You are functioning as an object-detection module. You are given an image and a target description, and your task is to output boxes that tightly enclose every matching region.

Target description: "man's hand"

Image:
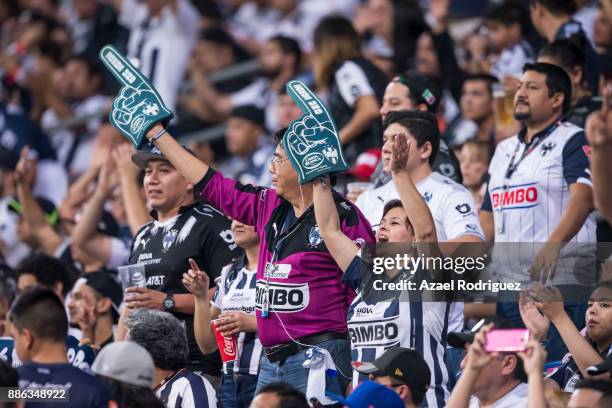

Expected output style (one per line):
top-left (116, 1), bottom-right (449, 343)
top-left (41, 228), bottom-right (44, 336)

top-left (73, 302), bottom-right (97, 333)
top-left (519, 291), bottom-right (550, 342)
top-left (214, 312), bottom-right (252, 336)
top-left (517, 339), bottom-right (547, 377)
top-left (182, 258), bottom-right (210, 299)
top-left (96, 162), bottom-right (118, 198)
top-left (15, 146), bottom-right (37, 188)
top-left (124, 287), bottom-right (166, 310)
top-left (528, 283), bottom-right (566, 324)
top-left (390, 133), bottom-right (412, 174)
top-left (529, 242), bottom-right (562, 282)
top-left (465, 324), bottom-right (498, 372)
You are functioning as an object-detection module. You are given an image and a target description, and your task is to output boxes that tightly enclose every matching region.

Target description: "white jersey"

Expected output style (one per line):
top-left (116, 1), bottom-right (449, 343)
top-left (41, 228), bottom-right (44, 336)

top-left (482, 122), bottom-right (596, 284)
top-left (356, 172), bottom-right (485, 241)
top-left (468, 382), bottom-right (528, 408)
top-left (355, 172), bottom-right (485, 334)
top-left (211, 260), bottom-right (262, 376)
top-left (346, 260), bottom-right (450, 408)
top-left (120, 0), bottom-right (199, 111)
top-left (156, 369), bottom-right (217, 408)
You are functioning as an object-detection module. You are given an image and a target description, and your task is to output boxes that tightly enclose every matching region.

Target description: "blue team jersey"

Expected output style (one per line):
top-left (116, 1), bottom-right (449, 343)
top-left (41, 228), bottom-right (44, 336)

top-left (17, 362), bottom-right (112, 408)
top-left (0, 335), bottom-right (95, 370)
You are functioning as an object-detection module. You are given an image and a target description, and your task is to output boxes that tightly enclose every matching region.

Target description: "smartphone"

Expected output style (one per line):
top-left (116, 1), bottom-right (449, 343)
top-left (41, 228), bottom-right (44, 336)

top-left (484, 329), bottom-right (530, 352)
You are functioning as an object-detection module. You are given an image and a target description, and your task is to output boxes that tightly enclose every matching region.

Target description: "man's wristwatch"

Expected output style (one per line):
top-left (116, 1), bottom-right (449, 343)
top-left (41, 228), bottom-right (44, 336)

top-left (163, 293), bottom-right (175, 312)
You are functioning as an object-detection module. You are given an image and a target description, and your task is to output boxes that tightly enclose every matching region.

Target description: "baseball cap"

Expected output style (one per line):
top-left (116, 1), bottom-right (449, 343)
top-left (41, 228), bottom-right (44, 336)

top-left (347, 148), bottom-right (381, 181)
top-left (229, 105), bottom-right (265, 128)
top-left (77, 271), bottom-right (123, 322)
top-left (352, 347), bottom-right (431, 400)
top-left (8, 196), bottom-right (58, 226)
top-left (327, 380), bottom-right (404, 408)
top-left (587, 354), bottom-right (612, 376)
top-left (447, 317), bottom-right (520, 348)
top-left (92, 341), bottom-right (154, 388)
top-left (393, 72), bottom-right (441, 113)
top-left (131, 143), bottom-right (197, 169)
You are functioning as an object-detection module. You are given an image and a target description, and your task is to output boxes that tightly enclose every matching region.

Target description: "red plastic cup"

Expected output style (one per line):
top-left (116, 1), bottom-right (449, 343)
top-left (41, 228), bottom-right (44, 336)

top-left (212, 319), bottom-right (237, 362)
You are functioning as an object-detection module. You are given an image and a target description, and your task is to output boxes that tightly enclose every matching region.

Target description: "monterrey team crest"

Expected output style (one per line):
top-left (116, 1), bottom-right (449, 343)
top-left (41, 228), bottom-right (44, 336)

top-left (162, 229), bottom-right (178, 252)
top-left (309, 226), bottom-right (323, 247)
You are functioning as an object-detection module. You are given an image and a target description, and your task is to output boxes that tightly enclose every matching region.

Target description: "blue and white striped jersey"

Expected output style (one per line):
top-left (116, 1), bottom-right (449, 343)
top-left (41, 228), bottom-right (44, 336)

top-left (211, 259), bottom-right (262, 376)
top-left (345, 259), bottom-right (450, 408)
top-left (156, 369), bottom-right (217, 408)
top-left (482, 121), bottom-right (596, 283)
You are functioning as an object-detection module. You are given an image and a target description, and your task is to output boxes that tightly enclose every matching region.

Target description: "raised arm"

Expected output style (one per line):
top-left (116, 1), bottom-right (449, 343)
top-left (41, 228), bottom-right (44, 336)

top-left (313, 177), bottom-right (359, 272)
top-left (145, 124), bottom-right (209, 185)
top-left (390, 134), bottom-right (437, 244)
top-left (71, 163), bottom-right (116, 263)
top-left (113, 144), bottom-right (151, 234)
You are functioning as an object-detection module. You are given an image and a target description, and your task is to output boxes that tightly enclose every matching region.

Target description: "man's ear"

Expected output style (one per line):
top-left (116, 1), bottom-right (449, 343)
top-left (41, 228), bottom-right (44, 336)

top-left (23, 328), bottom-right (34, 350)
top-left (420, 141), bottom-right (433, 162)
top-left (96, 298), bottom-right (112, 315)
top-left (398, 384), bottom-right (412, 402)
top-left (501, 354), bottom-right (518, 376)
top-left (552, 91), bottom-right (565, 111)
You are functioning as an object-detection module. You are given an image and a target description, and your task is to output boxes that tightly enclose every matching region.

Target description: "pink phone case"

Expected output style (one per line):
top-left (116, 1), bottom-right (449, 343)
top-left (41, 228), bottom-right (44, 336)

top-left (484, 329), bottom-right (530, 352)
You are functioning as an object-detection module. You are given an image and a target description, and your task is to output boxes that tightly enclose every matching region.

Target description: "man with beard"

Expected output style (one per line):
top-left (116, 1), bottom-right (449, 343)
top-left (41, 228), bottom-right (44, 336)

top-left (187, 35), bottom-right (301, 133)
top-left (481, 63), bottom-right (595, 360)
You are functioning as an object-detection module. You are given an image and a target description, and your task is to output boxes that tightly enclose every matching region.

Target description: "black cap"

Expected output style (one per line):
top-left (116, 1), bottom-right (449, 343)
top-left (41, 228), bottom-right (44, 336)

top-left (229, 105), bottom-right (265, 128)
top-left (8, 196), bottom-right (58, 226)
top-left (447, 317), bottom-right (520, 348)
top-left (78, 271), bottom-right (123, 323)
top-left (587, 354), bottom-right (612, 376)
top-left (393, 72), bottom-right (441, 113)
top-left (352, 347), bottom-right (431, 397)
top-left (131, 143), bottom-right (197, 169)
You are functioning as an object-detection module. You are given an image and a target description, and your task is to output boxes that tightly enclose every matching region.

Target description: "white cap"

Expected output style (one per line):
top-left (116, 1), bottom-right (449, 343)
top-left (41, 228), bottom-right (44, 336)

top-left (92, 341), bottom-right (154, 388)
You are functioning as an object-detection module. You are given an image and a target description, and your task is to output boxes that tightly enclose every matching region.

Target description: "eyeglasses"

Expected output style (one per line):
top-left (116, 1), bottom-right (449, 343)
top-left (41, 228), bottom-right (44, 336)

top-left (270, 156), bottom-right (288, 167)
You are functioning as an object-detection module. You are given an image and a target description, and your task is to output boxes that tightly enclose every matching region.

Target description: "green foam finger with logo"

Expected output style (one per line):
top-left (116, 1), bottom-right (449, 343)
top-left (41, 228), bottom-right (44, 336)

top-left (282, 80), bottom-right (348, 185)
top-left (98, 45), bottom-right (173, 148)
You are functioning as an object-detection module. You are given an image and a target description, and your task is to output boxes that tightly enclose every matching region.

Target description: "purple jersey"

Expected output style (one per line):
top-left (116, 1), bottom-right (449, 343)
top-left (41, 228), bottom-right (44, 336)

top-left (196, 169), bottom-right (375, 347)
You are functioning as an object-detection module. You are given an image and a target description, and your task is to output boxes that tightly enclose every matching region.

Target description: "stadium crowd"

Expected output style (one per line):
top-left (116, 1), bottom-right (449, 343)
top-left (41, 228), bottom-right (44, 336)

top-left (0, 0), bottom-right (612, 407)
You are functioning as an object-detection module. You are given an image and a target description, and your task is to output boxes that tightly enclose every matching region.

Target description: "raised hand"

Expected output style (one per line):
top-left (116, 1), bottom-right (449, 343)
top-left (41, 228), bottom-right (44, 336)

top-left (282, 81), bottom-right (348, 184)
top-left (99, 45), bottom-right (173, 148)
top-left (15, 146), bottom-right (37, 189)
top-left (519, 291), bottom-right (550, 342)
top-left (390, 133), bottom-right (411, 174)
top-left (182, 258), bottom-right (210, 299)
top-left (517, 339), bottom-right (547, 377)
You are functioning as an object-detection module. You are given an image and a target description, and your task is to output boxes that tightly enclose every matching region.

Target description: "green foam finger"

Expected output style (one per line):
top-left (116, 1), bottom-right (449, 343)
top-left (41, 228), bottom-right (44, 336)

top-left (98, 45), bottom-right (174, 149)
top-left (285, 80), bottom-right (336, 133)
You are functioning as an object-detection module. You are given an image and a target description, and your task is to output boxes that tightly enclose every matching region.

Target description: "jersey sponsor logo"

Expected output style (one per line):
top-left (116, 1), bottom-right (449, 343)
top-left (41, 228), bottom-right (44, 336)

top-left (455, 203), bottom-right (471, 214)
top-left (422, 192), bottom-right (433, 203)
top-left (162, 229), bottom-right (178, 252)
top-left (540, 141), bottom-right (556, 156)
top-left (340, 201), bottom-right (352, 211)
top-left (491, 182), bottom-right (538, 210)
top-left (136, 252), bottom-right (161, 265)
top-left (264, 262), bottom-right (291, 279)
top-left (348, 317), bottom-right (400, 348)
top-left (354, 306), bottom-right (375, 316)
top-left (308, 226), bottom-right (323, 247)
top-left (255, 281), bottom-right (310, 313)
top-left (139, 237), bottom-right (149, 250)
top-left (146, 275), bottom-right (165, 286)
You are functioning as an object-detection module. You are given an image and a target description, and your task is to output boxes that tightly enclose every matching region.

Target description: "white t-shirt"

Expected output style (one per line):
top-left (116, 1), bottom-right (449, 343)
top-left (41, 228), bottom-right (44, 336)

top-left (468, 382), bottom-right (528, 408)
top-left (120, 0), bottom-right (199, 111)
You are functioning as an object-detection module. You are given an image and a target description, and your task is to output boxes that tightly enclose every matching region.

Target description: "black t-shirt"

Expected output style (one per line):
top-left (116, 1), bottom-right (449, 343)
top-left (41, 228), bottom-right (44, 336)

top-left (17, 362), bottom-right (113, 408)
top-left (129, 202), bottom-right (241, 375)
top-left (327, 57), bottom-right (388, 165)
